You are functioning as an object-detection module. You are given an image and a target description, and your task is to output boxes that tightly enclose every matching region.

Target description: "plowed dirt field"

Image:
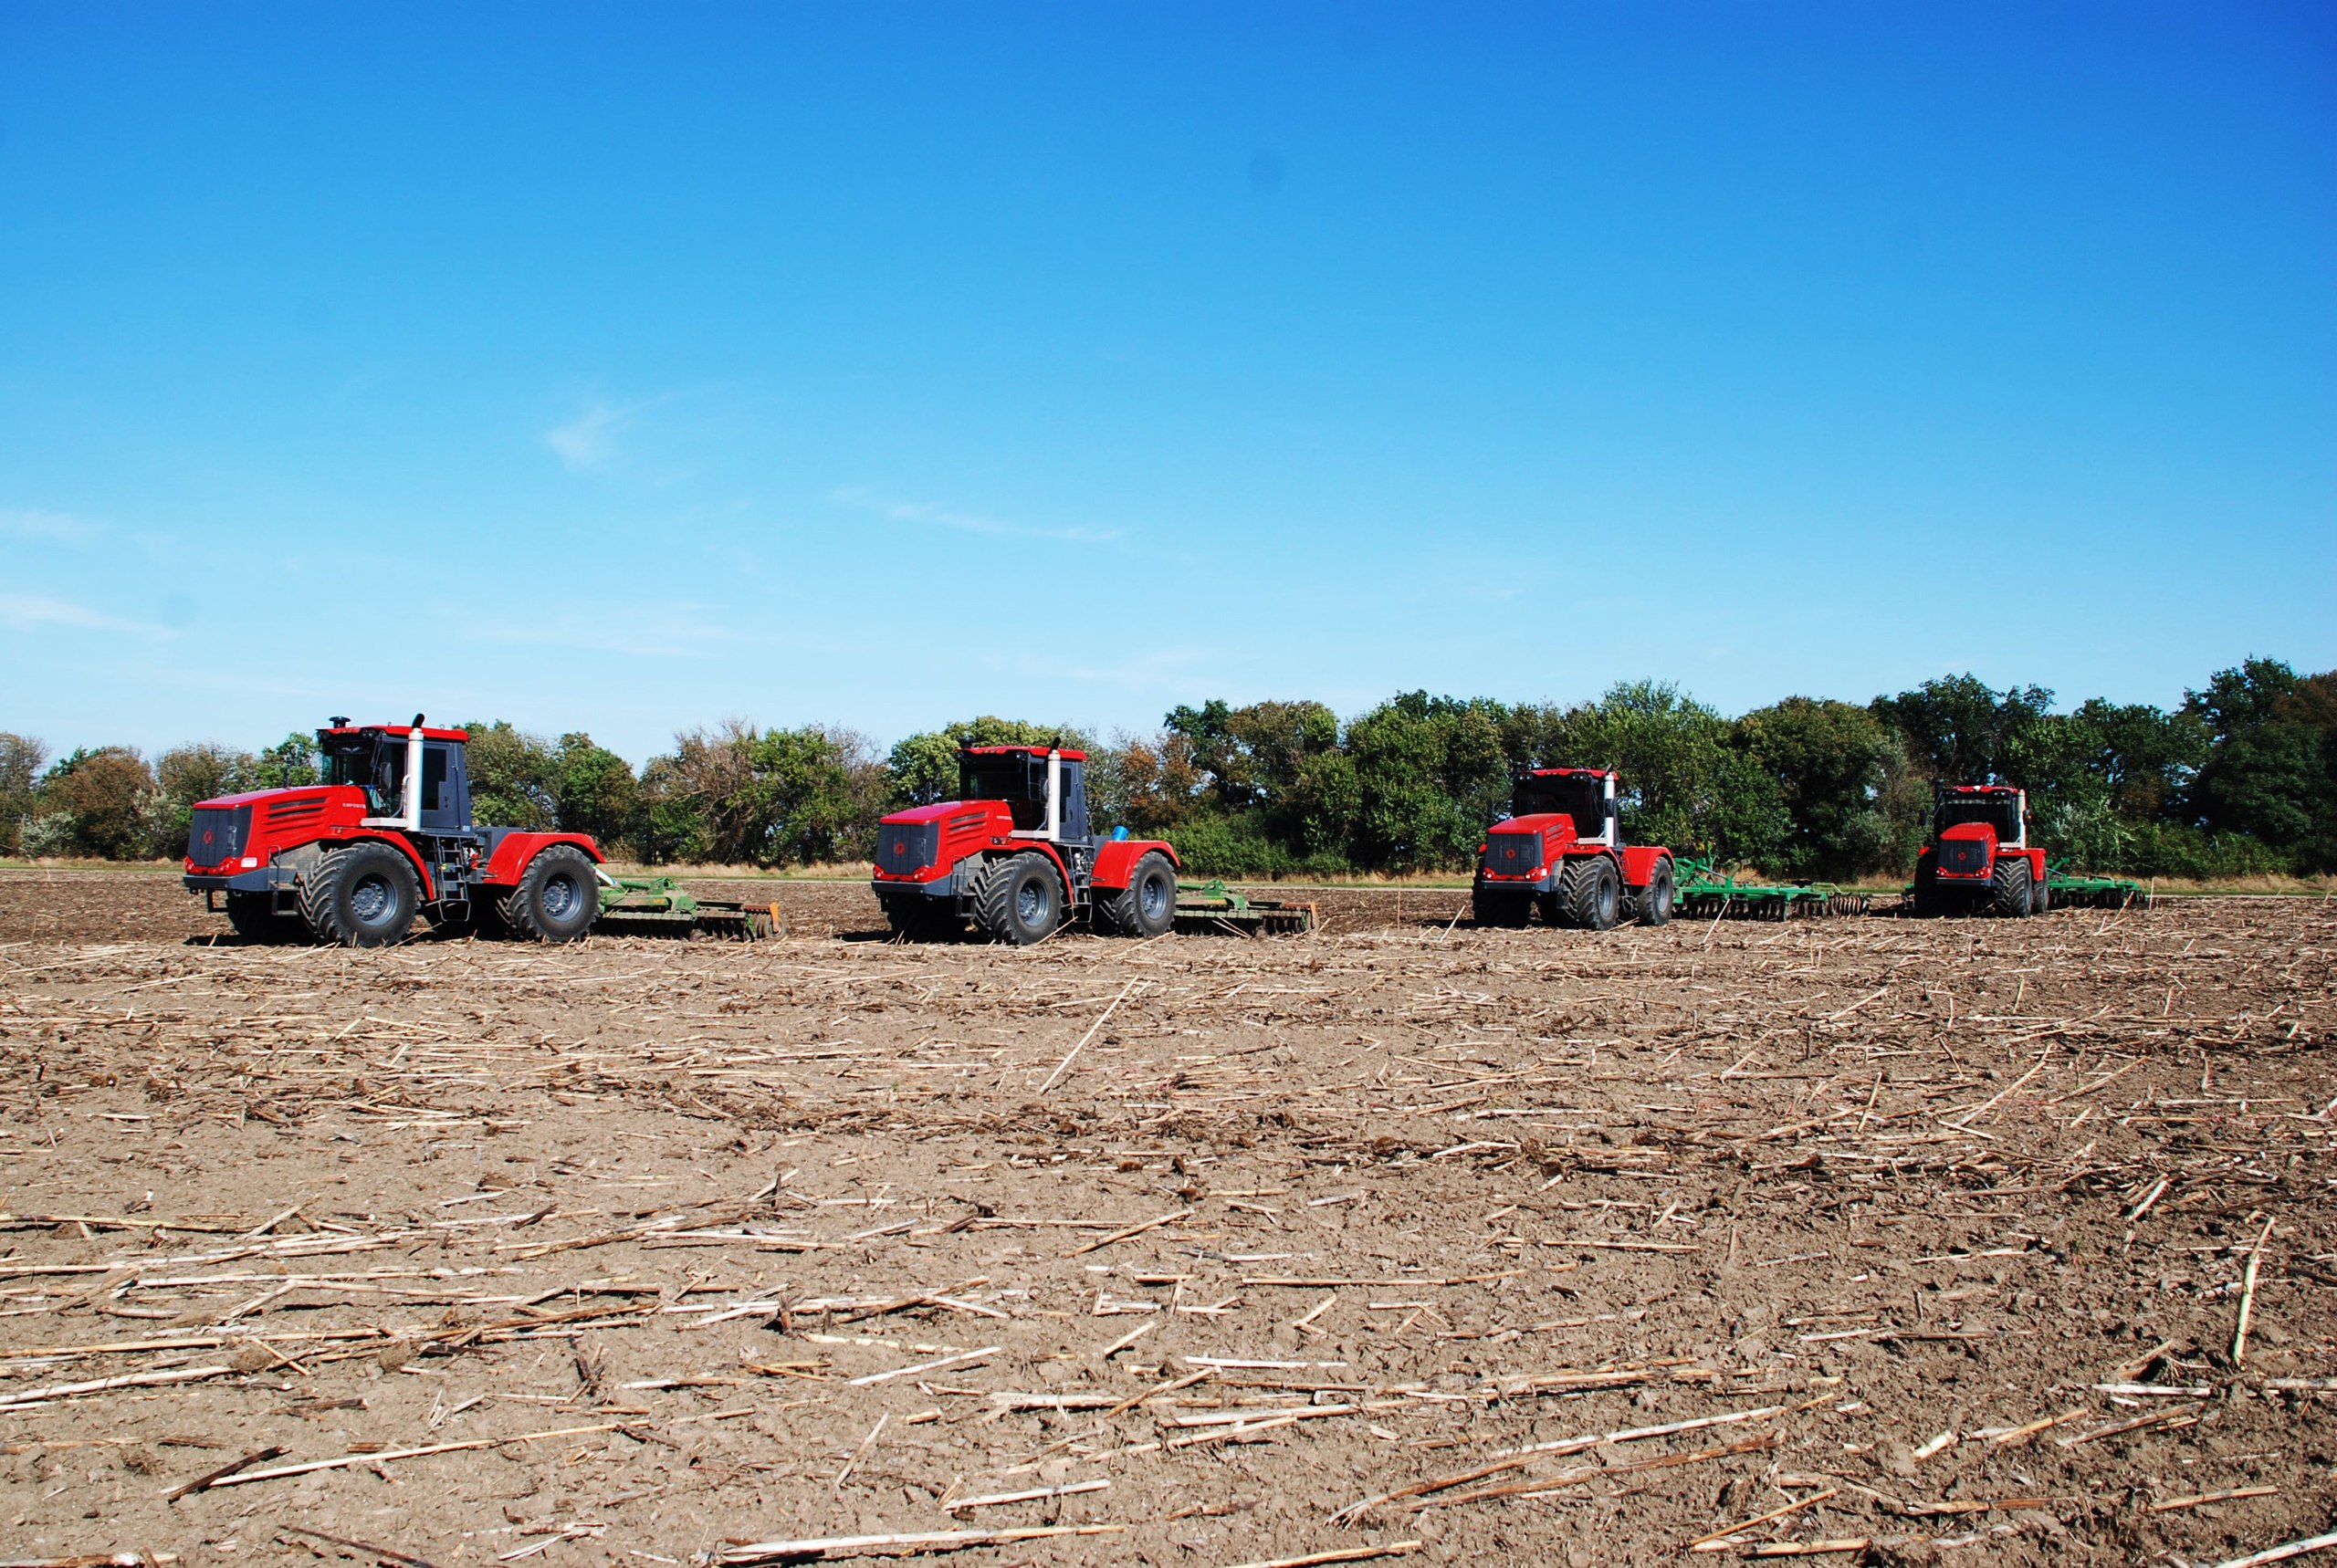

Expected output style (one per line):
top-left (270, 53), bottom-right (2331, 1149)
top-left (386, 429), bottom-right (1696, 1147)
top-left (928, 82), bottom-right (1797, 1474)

top-left (1, 869), bottom-right (2331, 1567)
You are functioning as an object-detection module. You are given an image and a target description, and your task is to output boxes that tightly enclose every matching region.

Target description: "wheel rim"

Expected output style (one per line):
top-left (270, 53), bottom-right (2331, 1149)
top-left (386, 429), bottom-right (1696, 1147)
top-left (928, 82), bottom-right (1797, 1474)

top-left (349, 873), bottom-right (396, 927)
top-left (1016, 879), bottom-right (1045, 925)
top-left (1139, 873), bottom-right (1169, 922)
top-left (542, 873), bottom-right (584, 921)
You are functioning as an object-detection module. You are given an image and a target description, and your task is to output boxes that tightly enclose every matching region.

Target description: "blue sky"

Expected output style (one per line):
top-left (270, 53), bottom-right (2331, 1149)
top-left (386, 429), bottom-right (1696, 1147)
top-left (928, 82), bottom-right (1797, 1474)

top-left (3, 3), bottom-right (2332, 764)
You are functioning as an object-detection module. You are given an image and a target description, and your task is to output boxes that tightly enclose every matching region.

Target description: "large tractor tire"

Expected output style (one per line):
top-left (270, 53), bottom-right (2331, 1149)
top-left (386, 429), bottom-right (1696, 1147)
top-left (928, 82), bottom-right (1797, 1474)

top-left (1637, 857), bottom-right (1675, 926)
top-left (1472, 878), bottom-right (1531, 928)
top-left (2031, 873), bottom-right (2049, 915)
top-left (302, 843), bottom-right (421, 948)
top-left (1559, 856), bottom-right (1621, 932)
top-left (498, 845), bottom-right (601, 943)
top-left (1097, 852), bottom-right (1178, 937)
top-left (225, 891), bottom-right (298, 945)
top-left (972, 852), bottom-right (1063, 946)
top-left (1989, 856), bottom-right (2033, 919)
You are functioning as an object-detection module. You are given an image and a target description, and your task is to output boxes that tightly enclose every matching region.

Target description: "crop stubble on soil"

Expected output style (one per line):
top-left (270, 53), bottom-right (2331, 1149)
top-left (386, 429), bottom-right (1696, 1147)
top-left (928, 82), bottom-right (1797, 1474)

top-left (0, 869), bottom-right (2332, 1566)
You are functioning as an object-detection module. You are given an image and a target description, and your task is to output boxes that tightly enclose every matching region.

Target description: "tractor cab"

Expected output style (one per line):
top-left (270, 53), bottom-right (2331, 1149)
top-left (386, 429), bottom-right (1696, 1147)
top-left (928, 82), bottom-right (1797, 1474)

top-left (1507, 768), bottom-right (1617, 847)
top-left (1932, 784), bottom-right (2026, 852)
top-left (317, 718), bottom-right (474, 832)
top-left (958, 745), bottom-right (1092, 844)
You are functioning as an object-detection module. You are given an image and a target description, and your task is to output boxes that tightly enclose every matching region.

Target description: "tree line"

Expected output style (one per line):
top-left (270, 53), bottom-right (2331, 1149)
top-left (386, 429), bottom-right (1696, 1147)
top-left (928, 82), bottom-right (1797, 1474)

top-left (4, 656), bottom-right (2331, 880)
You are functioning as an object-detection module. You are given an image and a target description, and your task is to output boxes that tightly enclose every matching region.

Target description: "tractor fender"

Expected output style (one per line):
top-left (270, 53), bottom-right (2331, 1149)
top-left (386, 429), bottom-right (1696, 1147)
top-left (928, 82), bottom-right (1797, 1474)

top-left (1619, 845), bottom-right (1671, 889)
top-left (479, 831), bottom-right (605, 887)
top-left (1091, 839), bottom-right (1179, 891)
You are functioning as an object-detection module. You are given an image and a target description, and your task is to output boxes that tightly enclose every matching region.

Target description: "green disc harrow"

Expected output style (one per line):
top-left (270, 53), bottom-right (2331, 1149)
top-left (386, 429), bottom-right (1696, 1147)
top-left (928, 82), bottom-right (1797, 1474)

top-left (2045, 862), bottom-right (2149, 910)
top-left (1173, 880), bottom-right (1317, 936)
top-left (1673, 857), bottom-right (1871, 921)
top-left (594, 874), bottom-right (777, 939)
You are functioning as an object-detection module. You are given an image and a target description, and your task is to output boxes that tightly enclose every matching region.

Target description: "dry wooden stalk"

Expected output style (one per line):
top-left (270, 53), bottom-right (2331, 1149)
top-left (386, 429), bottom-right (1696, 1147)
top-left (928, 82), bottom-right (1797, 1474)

top-left (2206, 1531), bottom-right (2337, 1568)
top-left (278, 1525), bottom-right (442, 1568)
top-left (161, 1443), bottom-right (287, 1500)
top-left (1687, 1489), bottom-right (1838, 1551)
top-left (1214, 1544), bottom-right (1424, 1568)
top-left (2232, 1216), bottom-right (2276, 1366)
top-left (715, 1524), bottom-right (1125, 1563)
top-left (2152, 1485), bottom-right (2279, 1513)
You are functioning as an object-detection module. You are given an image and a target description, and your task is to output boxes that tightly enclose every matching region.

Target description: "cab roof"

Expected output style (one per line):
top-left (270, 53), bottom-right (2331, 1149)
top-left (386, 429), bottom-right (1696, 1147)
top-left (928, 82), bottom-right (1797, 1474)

top-left (1520, 767), bottom-right (1613, 779)
top-left (961, 744), bottom-right (1088, 762)
top-left (322, 724), bottom-right (471, 743)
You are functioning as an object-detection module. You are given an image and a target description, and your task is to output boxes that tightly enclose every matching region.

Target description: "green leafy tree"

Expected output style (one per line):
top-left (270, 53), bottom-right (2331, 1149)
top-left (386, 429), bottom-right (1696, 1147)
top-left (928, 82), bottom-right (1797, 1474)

top-left (1345, 692), bottom-right (1511, 871)
top-left (637, 754), bottom-right (710, 865)
top-left (1734, 698), bottom-right (1898, 879)
top-left (252, 732), bottom-right (320, 789)
top-left (1091, 729), bottom-right (1204, 837)
top-left (553, 734), bottom-right (640, 855)
top-left (35, 747), bottom-right (156, 859)
top-left (653, 721), bottom-right (884, 866)
top-left (2181, 661), bottom-right (2337, 872)
top-left (460, 720), bottom-right (561, 831)
top-left (0, 732), bottom-right (47, 857)
top-left (1871, 674), bottom-right (2054, 784)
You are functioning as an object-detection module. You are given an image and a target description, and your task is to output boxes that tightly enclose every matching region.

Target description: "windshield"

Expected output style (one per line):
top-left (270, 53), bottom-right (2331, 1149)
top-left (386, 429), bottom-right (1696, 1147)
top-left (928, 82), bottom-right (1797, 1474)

top-left (320, 734), bottom-right (399, 811)
top-left (960, 754), bottom-right (1045, 831)
top-left (1936, 795), bottom-right (2020, 842)
top-left (1513, 774), bottom-right (1606, 835)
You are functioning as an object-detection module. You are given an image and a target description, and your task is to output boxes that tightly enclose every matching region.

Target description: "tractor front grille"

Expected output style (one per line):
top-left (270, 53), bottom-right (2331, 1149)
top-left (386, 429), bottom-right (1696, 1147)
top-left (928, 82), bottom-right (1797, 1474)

top-left (1937, 840), bottom-right (1988, 875)
top-left (1483, 831), bottom-right (1542, 876)
top-left (187, 805), bottom-right (252, 867)
top-left (875, 822), bottom-right (940, 876)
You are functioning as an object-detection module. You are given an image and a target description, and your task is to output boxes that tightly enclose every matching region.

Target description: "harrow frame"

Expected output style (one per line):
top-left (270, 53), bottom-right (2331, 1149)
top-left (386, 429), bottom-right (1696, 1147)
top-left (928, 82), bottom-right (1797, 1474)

top-left (1673, 857), bottom-right (1871, 921)
top-left (593, 874), bottom-right (777, 940)
top-left (1172, 880), bottom-right (1317, 937)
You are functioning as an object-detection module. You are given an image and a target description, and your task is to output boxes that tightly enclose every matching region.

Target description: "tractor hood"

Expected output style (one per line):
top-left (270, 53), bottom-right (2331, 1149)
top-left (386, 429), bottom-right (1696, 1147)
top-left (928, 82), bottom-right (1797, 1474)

top-left (1493, 812), bottom-right (1586, 843)
top-left (879, 800), bottom-right (976, 826)
top-left (1937, 821), bottom-right (1998, 843)
top-left (185, 785), bottom-right (368, 872)
top-left (873, 800), bottom-right (1013, 881)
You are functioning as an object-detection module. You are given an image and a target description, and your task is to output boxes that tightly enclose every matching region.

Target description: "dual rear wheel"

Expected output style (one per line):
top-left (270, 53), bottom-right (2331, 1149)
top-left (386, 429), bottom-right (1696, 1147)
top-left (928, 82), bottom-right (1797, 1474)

top-left (292, 841), bottom-right (600, 947)
top-left (967, 849), bottom-right (1179, 945)
top-left (1483, 855), bottom-right (1672, 931)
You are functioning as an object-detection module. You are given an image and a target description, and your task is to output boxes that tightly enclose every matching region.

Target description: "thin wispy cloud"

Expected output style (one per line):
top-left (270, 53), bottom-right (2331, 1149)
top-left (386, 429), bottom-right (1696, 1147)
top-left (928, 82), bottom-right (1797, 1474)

top-left (0, 591), bottom-right (172, 638)
top-left (0, 508), bottom-right (105, 546)
top-left (546, 402), bottom-right (629, 470)
top-left (828, 486), bottom-right (1122, 544)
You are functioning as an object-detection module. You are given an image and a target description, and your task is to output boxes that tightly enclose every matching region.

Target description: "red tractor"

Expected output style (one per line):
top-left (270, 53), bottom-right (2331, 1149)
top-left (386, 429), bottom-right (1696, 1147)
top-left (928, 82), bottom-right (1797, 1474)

top-left (1472, 768), bottom-right (1675, 930)
top-left (1913, 782), bottom-right (2048, 917)
top-left (871, 743), bottom-right (1179, 945)
top-left (183, 716), bottom-right (608, 947)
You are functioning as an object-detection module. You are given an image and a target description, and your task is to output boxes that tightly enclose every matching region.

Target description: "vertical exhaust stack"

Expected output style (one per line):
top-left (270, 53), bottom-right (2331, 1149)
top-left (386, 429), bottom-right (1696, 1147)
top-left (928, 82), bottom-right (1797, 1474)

top-left (363, 714), bottom-right (428, 831)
